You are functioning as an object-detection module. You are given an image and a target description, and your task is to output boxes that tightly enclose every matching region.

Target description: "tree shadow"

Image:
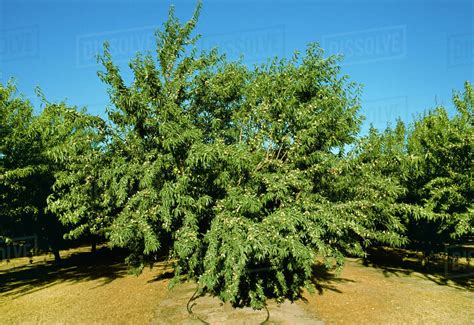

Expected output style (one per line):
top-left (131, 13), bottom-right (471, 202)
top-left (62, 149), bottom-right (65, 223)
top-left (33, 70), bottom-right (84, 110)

top-left (0, 247), bottom-right (129, 299)
top-left (362, 246), bottom-right (473, 291)
top-left (146, 266), bottom-right (173, 284)
top-left (309, 263), bottom-right (355, 295)
top-left (148, 270), bottom-right (174, 283)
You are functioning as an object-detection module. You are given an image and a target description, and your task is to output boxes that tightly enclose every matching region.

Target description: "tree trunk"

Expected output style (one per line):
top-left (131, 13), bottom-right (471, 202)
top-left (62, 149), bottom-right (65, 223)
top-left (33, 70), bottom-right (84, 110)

top-left (53, 249), bottom-right (61, 262)
top-left (91, 240), bottom-right (97, 253)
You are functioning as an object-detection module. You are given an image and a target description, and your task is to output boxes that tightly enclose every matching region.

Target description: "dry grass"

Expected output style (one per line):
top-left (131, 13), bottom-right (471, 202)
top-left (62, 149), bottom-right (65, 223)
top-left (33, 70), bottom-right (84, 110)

top-left (303, 257), bottom-right (473, 324)
top-left (0, 246), bottom-right (172, 324)
top-left (0, 246), bottom-right (472, 324)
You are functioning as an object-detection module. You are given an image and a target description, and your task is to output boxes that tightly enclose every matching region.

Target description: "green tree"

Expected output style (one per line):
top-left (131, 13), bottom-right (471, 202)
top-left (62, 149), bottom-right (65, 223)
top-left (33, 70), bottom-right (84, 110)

top-left (320, 121), bottom-right (410, 257)
top-left (1, 82), bottom-right (36, 240)
top-left (84, 3), bottom-right (408, 308)
top-left (0, 82), bottom-right (67, 260)
top-left (354, 82), bottom-right (473, 256)
top-left (405, 82), bottom-right (473, 248)
top-left (44, 102), bottom-right (108, 252)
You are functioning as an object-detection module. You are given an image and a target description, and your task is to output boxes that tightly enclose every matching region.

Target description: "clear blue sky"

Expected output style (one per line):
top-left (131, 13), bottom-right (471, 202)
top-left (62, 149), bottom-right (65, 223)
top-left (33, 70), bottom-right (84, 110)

top-left (1, 0), bottom-right (472, 133)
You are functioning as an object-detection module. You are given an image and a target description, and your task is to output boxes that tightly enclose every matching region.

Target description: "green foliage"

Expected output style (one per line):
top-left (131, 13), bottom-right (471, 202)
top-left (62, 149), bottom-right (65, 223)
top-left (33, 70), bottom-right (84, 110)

top-left (1, 2), bottom-right (471, 310)
top-left (1, 81), bottom-right (36, 239)
top-left (405, 82), bottom-right (473, 244)
top-left (0, 82), bottom-right (66, 255)
top-left (354, 82), bottom-right (473, 252)
top-left (90, 3), bottom-right (408, 308)
top-left (45, 104), bottom-right (108, 242)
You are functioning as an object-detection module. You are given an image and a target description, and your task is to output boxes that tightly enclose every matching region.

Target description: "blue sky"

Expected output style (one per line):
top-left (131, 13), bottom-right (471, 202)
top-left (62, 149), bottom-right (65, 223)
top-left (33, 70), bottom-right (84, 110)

top-left (1, 0), bottom-right (472, 133)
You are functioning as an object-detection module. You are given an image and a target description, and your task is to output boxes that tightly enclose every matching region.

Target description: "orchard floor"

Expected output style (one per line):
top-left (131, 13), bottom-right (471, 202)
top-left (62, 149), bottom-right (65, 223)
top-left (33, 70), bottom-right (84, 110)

top-left (0, 246), bottom-right (472, 324)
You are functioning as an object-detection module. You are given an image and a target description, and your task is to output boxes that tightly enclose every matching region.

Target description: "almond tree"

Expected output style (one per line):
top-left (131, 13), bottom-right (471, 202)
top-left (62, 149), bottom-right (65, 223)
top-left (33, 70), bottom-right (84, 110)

top-left (354, 83), bottom-right (473, 256)
top-left (44, 102), bottom-right (108, 252)
top-left (89, 3), bottom-right (407, 308)
top-left (405, 82), bottom-right (473, 249)
top-left (0, 83), bottom-right (67, 261)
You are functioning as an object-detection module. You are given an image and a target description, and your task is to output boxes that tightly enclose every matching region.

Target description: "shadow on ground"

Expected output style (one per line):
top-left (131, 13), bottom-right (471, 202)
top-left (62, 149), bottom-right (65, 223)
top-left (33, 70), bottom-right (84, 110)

top-left (362, 246), bottom-right (473, 290)
top-left (310, 263), bottom-right (355, 295)
top-left (152, 281), bottom-right (325, 325)
top-left (0, 247), bottom-right (128, 299)
top-left (151, 263), bottom-right (355, 324)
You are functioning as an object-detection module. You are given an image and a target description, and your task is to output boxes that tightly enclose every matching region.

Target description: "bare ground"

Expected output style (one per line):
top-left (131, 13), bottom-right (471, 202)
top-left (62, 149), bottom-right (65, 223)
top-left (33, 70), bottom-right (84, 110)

top-left (303, 257), bottom-right (473, 324)
top-left (0, 246), bottom-right (472, 324)
top-left (151, 282), bottom-right (321, 324)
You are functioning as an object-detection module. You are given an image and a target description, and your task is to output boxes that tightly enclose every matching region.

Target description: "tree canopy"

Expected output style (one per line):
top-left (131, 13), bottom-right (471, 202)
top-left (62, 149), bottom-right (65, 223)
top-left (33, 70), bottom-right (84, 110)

top-left (404, 82), bottom-right (473, 247)
top-left (74, 4), bottom-right (407, 307)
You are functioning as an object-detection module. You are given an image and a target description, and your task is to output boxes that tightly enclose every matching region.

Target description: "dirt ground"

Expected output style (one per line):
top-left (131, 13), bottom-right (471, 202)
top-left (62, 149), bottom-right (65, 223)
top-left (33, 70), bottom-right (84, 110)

top-left (303, 257), bottom-right (473, 324)
top-left (152, 281), bottom-right (321, 324)
top-left (0, 246), bottom-right (472, 324)
top-left (0, 246), bottom-right (171, 324)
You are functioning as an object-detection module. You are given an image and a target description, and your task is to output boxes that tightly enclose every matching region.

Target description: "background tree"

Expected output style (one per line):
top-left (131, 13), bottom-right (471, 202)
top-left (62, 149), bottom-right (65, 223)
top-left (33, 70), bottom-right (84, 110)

top-left (41, 100), bottom-right (110, 250)
top-left (316, 120), bottom-right (410, 258)
top-left (353, 82), bottom-right (473, 258)
top-left (1, 82), bottom-right (36, 241)
top-left (404, 82), bottom-right (473, 250)
top-left (0, 82), bottom-right (67, 261)
top-left (45, 103), bottom-right (108, 252)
